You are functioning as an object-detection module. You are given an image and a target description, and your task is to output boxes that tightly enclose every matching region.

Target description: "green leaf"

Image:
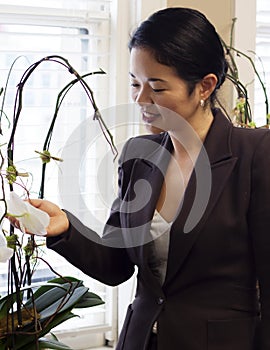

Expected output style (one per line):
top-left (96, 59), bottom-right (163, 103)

top-left (0, 344), bottom-right (6, 350)
top-left (39, 286), bottom-right (88, 320)
top-left (40, 311), bottom-right (77, 335)
top-left (0, 291), bottom-right (23, 319)
top-left (0, 338), bottom-right (7, 350)
top-left (74, 291), bottom-right (104, 308)
top-left (0, 293), bottom-right (16, 318)
top-left (47, 276), bottom-right (82, 285)
top-left (84, 291), bottom-right (103, 300)
top-left (30, 277), bottom-right (82, 300)
top-left (27, 337), bottom-right (72, 350)
top-left (25, 282), bottom-right (81, 312)
top-left (74, 297), bottom-right (104, 308)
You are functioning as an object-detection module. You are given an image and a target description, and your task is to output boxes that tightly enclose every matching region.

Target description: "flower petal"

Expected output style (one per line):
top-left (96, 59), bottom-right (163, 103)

top-left (8, 191), bottom-right (28, 216)
top-left (0, 231), bottom-right (13, 262)
top-left (0, 245), bottom-right (14, 263)
top-left (21, 201), bottom-right (50, 236)
top-left (0, 230), bottom-right (6, 247)
top-left (7, 192), bottom-right (50, 236)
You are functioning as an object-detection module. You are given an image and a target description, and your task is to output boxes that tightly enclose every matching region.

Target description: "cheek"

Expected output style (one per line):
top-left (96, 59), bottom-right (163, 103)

top-left (130, 89), bottom-right (136, 101)
top-left (155, 96), bottom-right (180, 113)
top-left (158, 92), bottom-right (195, 116)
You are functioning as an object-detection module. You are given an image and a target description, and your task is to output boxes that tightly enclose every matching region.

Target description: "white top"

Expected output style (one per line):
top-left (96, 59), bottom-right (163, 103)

top-left (148, 210), bottom-right (173, 285)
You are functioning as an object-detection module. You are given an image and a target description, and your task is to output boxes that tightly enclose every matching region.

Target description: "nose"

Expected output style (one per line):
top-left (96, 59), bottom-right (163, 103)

top-left (134, 86), bottom-right (153, 105)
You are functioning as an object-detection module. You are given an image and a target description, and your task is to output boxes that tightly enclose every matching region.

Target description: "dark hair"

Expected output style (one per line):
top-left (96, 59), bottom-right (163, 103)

top-left (128, 7), bottom-right (228, 106)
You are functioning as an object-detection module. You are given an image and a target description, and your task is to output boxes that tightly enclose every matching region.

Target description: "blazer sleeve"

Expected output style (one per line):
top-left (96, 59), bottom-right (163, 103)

top-left (248, 131), bottom-right (270, 349)
top-left (46, 140), bottom-right (135, 286)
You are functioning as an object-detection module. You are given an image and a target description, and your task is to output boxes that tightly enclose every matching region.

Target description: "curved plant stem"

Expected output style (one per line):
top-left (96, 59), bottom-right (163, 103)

top-left (0, 56), bottom-right (28, 134)
top-left (6, 55), bottom-right (118, 200)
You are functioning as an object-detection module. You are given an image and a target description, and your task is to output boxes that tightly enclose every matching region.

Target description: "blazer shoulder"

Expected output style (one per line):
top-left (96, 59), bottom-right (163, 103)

top-left (230, 126), bottom-right (270, 160)
top-left (231, 125), bottom-right (270, 144)
top-left (119, 132), bottom-right (170, 163)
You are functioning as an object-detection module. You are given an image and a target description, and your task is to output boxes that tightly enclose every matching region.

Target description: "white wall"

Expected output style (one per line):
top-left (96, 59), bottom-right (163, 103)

top-left (233, 0), bottom-right (257, 114)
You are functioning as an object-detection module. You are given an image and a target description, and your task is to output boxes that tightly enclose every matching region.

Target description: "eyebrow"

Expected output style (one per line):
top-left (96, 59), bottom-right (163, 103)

top-left (129, 72), bottom-right (167, 82)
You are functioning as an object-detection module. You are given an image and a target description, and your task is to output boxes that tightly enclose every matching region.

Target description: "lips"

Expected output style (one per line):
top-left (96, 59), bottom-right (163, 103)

top-left (141, 110), bottom-right (160, 123)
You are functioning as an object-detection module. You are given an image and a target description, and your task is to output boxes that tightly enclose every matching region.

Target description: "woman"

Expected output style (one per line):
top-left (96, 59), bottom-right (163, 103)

top-left (28, 8), bottom-right (270, 350)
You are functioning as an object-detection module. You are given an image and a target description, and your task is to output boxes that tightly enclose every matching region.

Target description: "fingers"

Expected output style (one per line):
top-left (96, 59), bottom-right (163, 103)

top-left (28, 199), bottom-right (62, 217)
top-left (7, 215), bottom-right (28, 234)
top-left (8, 215), bottom-right (20, 230)
top-left (28, 199), bottom-right (69, 236)
top-left (8, 198), bottom-right (69, 237)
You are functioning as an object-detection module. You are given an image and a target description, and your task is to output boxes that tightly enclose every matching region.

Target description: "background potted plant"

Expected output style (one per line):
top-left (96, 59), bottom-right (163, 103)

top-left (220, 18), bottom-right (269, 128)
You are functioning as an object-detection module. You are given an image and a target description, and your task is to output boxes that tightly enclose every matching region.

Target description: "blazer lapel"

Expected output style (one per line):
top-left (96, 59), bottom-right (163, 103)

top-left (164, 109), bottom-right (238, 286)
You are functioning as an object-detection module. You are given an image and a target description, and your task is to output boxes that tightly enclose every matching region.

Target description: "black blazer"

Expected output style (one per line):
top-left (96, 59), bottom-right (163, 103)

top-left (47, 109), bottom-right (270, 350)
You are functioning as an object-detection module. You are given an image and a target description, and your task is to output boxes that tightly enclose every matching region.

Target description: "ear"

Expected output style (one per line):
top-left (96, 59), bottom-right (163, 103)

top-left (199, 73), bottom-right (218, 100)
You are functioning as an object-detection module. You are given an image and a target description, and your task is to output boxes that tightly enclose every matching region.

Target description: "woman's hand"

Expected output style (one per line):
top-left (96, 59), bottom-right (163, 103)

top-left (7, 199), bottom-right (69, 237)
top-left (28, 199), bottom-right (69, 237)
top-left (8, 198), bottom-right (69, 237)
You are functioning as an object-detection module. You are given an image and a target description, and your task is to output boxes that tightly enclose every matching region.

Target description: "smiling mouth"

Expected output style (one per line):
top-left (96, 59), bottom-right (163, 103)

top-left (142, 111), bottom-right (160, 123)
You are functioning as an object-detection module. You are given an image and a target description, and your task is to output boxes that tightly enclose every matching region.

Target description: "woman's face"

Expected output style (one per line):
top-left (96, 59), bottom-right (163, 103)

top-left (129, 47), bottom-right (203, 133)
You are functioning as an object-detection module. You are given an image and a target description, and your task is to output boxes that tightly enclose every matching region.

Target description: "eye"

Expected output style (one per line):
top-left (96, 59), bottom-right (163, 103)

top-left (149, 83), bottom-right (167, 92)
top-left (151, 88), bottom-right (166, 93)
top-left (130, 81), bottom-right (140, 88)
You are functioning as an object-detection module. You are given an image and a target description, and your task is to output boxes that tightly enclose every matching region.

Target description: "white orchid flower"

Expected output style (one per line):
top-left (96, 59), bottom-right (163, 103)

top-left (7, 192), bottom-right (50, 236)
top-left (0, 230), bottom-right (14, 263)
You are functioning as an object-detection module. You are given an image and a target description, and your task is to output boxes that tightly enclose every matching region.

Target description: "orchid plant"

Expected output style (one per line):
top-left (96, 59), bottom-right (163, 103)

top-left (0, 56), bottom-right (116, 349)
top-left (220, 18), bottom-right (269, 128)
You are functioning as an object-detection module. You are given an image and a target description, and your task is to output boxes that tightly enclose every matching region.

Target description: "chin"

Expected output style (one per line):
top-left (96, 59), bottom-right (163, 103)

top-left (145, 125), bottom-right (164, 134)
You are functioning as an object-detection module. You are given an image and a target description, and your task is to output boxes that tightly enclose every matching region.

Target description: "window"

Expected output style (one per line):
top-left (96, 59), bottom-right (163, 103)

top-left (0, 1), bottom-right (117, 348)
top-left (255, 0), bottom-right (270, 126)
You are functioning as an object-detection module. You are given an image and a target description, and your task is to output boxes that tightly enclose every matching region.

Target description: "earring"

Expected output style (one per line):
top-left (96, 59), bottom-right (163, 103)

top-left (200, 99), bottom-right (205, 108)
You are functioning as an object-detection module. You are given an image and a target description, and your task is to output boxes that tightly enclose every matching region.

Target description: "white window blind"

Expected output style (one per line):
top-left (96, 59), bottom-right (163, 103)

top-left (0, 1), bottom-right (117, 348)
top-left (255, 0), bottom-right (270, 126)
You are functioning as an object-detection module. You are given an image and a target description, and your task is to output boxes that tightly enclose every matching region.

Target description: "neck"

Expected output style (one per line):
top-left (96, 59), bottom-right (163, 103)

top-left (169, 108), bottom-right (214, 159)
